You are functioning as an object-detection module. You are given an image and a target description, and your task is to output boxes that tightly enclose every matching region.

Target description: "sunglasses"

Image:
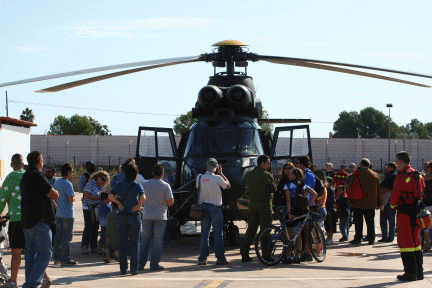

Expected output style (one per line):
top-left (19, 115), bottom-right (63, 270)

top-left (284, 166), bottom-right (293, 170)
top-left (100, 177), bottom-right (107, 183)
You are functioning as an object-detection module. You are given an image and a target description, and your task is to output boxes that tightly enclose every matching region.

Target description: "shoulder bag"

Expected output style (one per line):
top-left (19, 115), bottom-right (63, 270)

top-left (190, 175), bottom-right (203, 220)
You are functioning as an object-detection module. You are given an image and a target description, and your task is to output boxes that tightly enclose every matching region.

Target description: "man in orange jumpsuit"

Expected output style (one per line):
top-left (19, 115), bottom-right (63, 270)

top-left (390, 151), bottom-right (425, 281)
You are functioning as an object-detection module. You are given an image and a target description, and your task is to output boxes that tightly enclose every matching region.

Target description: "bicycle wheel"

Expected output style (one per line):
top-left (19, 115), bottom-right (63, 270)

top-left (308, 222), bottom-right (326, 262)
top-left (255, 225), bottom-right (287, 266)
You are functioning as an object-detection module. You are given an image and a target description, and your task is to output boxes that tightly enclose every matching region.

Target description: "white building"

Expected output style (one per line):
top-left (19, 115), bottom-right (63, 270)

top-left (0, 117), bottom-right (36, 185)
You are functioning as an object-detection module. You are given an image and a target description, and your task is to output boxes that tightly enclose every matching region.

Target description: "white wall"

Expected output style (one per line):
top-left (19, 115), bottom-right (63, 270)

top-left (0, 124), bottom-right (31, 183)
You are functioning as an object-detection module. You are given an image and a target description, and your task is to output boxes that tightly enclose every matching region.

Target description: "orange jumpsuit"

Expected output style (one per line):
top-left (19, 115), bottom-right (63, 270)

top-left (390, 166), bottom-right (425, 252)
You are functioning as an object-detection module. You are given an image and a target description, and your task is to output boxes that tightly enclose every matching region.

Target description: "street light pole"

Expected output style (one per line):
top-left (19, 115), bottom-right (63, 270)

top-left (387, 103), bottom-right (393, 162)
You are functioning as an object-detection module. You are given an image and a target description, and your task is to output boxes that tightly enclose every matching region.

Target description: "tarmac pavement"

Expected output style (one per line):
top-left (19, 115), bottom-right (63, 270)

top-left (3, 198), bottom-right (432, 287)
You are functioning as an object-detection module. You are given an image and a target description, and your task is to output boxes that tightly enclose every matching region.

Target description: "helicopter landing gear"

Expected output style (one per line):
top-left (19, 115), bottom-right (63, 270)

top-left (225, 222), bottom-right (240, 246)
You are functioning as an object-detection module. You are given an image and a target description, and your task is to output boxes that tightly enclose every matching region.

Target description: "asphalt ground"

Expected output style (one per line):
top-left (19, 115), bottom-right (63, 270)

top-left (2, 199), bottom-right (432, 288)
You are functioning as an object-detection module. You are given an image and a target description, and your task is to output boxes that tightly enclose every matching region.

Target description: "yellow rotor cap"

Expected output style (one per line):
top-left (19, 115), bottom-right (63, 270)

top-left (212, 40), bottom-right (249, 47)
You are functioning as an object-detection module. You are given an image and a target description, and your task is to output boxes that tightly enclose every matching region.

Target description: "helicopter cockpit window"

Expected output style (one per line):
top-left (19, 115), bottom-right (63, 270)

top-left (185, 127), bottom-right (263, 156)
top-left (139, 130), bottom-right (156, 157)
top-left (239, 129), bottom-right (264, 156)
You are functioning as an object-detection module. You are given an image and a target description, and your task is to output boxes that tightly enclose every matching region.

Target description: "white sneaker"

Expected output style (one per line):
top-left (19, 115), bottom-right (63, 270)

top-left (325, 238), bottom-right (334, 245)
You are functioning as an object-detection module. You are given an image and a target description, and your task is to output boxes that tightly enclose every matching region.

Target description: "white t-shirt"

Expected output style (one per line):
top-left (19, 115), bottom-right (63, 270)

top-left (135, 174), bottom-right (146, 185)
top-left (196, 171), bottom-right (229, 206)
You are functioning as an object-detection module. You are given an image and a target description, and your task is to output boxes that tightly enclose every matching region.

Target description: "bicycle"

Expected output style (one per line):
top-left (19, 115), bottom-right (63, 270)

top-left (0, 213), bottom-right (10, 284)
top-left (255, 207), bottom-right (326, 266)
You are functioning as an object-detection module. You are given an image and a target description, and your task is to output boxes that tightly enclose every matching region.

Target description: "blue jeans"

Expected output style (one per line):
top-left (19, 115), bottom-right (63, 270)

top-left (23, 222), bottom-right (52, 288)
top-left (339, 218), bottom-right (349, 238)
top-left (53, 217), bottom-right (74, 262)
top-left (82, 209), bottom-right (99, 249)
top-left (198, 203), bottom-right (226, 263)
top-left (139, 220), bottom-right (167, 269)
top-left (118, 214), bottom-right (141, 274)
top-left (380, 203), bottom-right (396, 241)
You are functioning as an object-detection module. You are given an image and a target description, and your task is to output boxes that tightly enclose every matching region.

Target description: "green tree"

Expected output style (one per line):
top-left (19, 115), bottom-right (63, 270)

top-left (20, 108), bottom-right (35, 122)
top-left (48, 114), bottom-right (110, 135)
top-left (259, 109), bottom-right (274, 136)
top-left (173, 111), bottom-right (197, 135)
top-left (333, 111), bottom-right (359, 138)
top-left (406, 119), bottom-right (430, 139)
top-left (333, 107), bottom-right (401, 138)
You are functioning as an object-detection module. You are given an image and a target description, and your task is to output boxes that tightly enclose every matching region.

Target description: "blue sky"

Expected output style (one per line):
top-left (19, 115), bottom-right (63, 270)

top-left (1, 0), bottom-right (431, 137)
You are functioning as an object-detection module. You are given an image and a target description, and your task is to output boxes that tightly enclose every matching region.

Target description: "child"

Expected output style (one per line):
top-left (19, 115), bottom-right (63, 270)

top-left (335, 185), bottom-right (350, 242)
top-left (105, 197), bottom-right (120, 263)
top-left (97, 192), bottom-right (112, 255)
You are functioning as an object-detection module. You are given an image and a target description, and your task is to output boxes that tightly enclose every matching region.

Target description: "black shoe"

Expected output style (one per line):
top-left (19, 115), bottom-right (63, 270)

top-left (339, 237), bottom-right (348, 242)
top-left (349, 239), bottom-right (361, 245)
top-left (216, 260), bottom-right (229, 265)
top-left (131, 271), bottom-right (138, 275)
top-left (362, 236), bottom-right (368, 242)
top-left (302, 254), bottom-right (313, 262)
top-left (368, 240), bottom-right (375, 245)
top-left (397, 274), bottom-right (417, 281)
top-left (281, 257), bottom-right (292, 264)
top-left (241, 256), bottom-right (252, 262)
top-left (377, 238), bottom-right (387, 243)
top-left (386, 239), bottom-right (394, 243)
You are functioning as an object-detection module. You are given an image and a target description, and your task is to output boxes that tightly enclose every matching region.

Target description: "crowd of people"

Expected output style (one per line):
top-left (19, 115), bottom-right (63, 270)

top-left (0, 150), bottom-right (429, 286)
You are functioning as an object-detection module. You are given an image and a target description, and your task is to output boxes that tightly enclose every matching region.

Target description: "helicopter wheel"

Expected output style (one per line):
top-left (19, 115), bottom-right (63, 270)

top-left (227, 223), bottom-right (240, 246)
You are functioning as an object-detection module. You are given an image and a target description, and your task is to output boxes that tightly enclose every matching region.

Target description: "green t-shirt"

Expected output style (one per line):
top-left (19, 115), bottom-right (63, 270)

top-left (0, 168), bottom-right (25, 222)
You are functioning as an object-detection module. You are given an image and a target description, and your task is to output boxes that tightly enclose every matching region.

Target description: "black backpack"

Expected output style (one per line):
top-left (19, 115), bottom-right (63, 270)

top-left (311, 171), bottom-right (325, 197)
top-left (292, 181), bottom-right (309, 211)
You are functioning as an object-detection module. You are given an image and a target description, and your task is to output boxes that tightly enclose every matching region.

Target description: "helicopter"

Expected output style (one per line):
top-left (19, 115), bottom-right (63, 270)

top-left (2, 40), bottom-right (432, 245)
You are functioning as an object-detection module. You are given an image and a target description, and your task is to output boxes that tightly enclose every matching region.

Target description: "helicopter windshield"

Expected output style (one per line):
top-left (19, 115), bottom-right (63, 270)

top-left (184, 123), bottom-right (264, 157)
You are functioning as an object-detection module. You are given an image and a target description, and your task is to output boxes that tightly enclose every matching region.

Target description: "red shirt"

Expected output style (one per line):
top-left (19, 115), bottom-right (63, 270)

top-left (333, 171), bottom-right (349, 188)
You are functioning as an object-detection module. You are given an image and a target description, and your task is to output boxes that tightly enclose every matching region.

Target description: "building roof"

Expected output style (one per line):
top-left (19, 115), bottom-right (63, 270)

top-left (0, 117), bottom-right (37, 128)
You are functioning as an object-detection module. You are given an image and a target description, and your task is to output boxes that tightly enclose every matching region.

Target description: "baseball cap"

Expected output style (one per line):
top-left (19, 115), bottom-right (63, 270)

top-left (207, 158), bottom-right (218, 170)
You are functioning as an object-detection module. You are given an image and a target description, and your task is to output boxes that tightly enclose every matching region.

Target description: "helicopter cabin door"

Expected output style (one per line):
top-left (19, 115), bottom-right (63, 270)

top-left (269, 125), bottom-right (312, 181)
top-left (135, 127), bottom-right (178, 188)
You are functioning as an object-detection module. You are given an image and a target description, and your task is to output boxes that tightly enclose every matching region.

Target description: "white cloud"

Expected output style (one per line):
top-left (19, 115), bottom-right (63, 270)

top-left (362, 50), bottom-right (432, 62)
top-left (16, 47), bottom-right (45, 51)
top-left (72, 17), bottom-right (216, 37)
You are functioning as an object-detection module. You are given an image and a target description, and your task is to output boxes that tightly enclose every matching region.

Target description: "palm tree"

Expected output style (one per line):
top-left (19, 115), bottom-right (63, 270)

top-left (20, 108), bottom-right (35, 122)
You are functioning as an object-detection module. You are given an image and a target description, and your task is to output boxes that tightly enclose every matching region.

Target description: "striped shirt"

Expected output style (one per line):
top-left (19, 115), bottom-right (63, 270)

top-left (82, 179), bottom-right (104, 209)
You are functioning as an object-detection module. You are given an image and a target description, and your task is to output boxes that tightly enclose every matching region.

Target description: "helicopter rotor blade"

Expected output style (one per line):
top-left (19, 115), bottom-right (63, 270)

top-left (256, 55), bottom-right (432, 80)
top-left (261, 59), bottom-right (431, 88)
top-left (0, 56), bottom-right (202, 89)
top-left (35, 58), bottom-right (202, 93)
top-left (259, 118), bottom-right (311, 124)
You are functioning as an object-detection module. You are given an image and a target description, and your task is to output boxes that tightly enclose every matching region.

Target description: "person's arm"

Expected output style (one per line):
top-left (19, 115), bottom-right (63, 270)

top-left (166, 198), bottom-right (174, 206)
top-left (108, 192), bottom-right (124, 211)
top-left (216, 165), bottom-right (231, 189)
top-left (131, 194), bottom-right (146, 212)
top-left (285, 189), bottom-right (293, 218)
top-left (47, 188), bottom-right (59, 200)
top-left (306, 186), bottom-right (318, 207)
top-left (0, 179), bottom-right (11, 214)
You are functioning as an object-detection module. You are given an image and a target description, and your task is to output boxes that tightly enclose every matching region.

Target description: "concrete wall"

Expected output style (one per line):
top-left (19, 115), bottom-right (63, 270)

top-left (30, 135), bottom-right (432, 170)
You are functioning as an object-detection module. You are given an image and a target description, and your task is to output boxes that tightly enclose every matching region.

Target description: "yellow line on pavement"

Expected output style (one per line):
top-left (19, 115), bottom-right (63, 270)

top-left (203, 280), bottom-right (224, 288)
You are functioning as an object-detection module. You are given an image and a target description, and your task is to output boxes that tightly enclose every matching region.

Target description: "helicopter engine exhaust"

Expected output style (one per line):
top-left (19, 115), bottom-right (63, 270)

top-left (226, 84), bottom-right (252, 112)
top-left (198, 85), bottom-right (223, 110)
